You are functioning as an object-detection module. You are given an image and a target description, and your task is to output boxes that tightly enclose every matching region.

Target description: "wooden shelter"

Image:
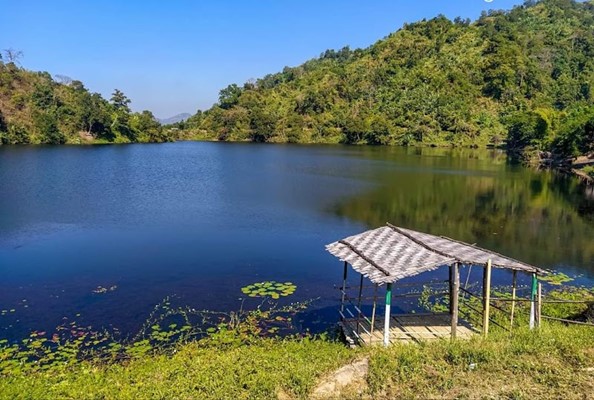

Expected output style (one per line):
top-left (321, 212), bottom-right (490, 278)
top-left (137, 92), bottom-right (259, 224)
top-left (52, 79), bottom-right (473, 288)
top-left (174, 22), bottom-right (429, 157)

top-left (326, 223), bottom-right (548, 346)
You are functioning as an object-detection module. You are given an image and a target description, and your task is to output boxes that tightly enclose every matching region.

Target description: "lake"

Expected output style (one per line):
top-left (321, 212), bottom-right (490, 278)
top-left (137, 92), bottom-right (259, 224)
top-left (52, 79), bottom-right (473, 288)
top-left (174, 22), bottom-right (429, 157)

top-left (1, 142), bottom-right (593, 341)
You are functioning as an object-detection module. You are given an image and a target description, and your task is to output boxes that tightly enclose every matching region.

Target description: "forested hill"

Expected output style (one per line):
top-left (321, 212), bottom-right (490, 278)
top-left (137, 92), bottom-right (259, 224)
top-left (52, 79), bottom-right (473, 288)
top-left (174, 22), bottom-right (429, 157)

top-left (0, 62), bottom-right (168, 144)
top-left (178, 0), bottom-right (594, 158)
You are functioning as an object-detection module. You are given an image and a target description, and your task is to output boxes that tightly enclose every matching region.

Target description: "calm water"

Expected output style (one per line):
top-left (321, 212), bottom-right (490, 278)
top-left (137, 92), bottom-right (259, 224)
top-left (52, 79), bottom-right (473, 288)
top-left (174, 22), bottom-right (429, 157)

top-left (1, 142), bottom-right (593, 341)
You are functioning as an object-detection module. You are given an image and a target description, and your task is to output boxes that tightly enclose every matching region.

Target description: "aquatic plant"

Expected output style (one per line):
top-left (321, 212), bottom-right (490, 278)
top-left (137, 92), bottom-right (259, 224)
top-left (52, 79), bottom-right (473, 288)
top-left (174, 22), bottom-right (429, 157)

top-left (240, 281), bottom-right (297, 299)
top-left (539, 272), bottom-right (573, 286)
top-left (0, 294), bottom-right (314, 376)
top-left (92, 285), bottom-right (118, 294)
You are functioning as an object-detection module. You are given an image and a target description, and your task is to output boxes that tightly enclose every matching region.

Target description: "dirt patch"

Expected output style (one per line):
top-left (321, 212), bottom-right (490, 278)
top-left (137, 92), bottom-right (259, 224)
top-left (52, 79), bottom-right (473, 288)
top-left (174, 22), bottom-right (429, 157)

top-left (79, 131), bottom-right (94, 142)
top-left (310, 357), bottom-right (369, 399)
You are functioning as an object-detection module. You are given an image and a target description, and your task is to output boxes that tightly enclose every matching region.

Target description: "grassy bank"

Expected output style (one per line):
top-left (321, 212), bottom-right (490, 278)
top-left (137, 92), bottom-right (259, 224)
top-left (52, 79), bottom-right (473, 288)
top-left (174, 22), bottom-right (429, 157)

top-left (2, 283), bottom-right (592, 399)
top-left (1, 323), bottom-right (592, 399)
top-left (366, 324), bottom-right (593, 400)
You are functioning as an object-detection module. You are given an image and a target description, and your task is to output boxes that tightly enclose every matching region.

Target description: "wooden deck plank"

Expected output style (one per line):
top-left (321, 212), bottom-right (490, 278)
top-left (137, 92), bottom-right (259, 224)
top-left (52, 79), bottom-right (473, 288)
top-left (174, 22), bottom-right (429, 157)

top-left (342, 314), bottom-right (477, 346)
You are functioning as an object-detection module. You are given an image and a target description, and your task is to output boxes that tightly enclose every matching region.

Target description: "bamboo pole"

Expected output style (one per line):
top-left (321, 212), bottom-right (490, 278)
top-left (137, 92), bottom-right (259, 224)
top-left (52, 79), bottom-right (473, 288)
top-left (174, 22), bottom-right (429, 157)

top-left (449, 264), bottom-right (454, 315)
top-left (490, 298), bottom-right (589, 304)
top-left (482, 259), bottom-right (492, 336)
top-left (370, 284), bottom-right (378, 345)
top-left (383, 283), bottom-right (392, 347)
top-left (529, 273), bottom-right (537, 329)
top-left (451, 263), bottom-right (460, 340)
top-left (510, 270), bottom-right (517, 331)
top-left (356, 274), bottom-right (364, 335)
top-left (536, 282), bottom-right (542, 328)
top-left (340, 261), bottom-right (347, 319)
top-left (542, 315), bottom-right (594, 327)
top-left (464, 264), bottom-right (473, 290)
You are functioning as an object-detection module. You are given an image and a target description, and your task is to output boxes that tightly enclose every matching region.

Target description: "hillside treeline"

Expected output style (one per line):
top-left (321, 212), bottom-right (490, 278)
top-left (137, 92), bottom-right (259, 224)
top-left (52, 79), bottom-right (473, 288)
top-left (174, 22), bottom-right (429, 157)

top-left (176, 0), bottom-right (593, 158)
top-left (0, 60), bottom-right (168, 145)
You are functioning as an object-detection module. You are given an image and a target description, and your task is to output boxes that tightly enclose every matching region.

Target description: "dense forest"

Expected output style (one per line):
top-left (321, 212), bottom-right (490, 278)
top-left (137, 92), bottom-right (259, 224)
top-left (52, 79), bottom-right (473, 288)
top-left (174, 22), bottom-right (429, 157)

top-left (1, 0), bottom-right (593, 161)
top-left (0, 55), bottom-right (168, 145)
top-left (171, 0), bottom-right (594, 160)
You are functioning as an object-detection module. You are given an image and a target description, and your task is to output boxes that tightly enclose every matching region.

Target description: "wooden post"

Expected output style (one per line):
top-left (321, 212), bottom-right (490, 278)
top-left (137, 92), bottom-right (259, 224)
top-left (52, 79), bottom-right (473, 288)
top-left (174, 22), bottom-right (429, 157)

top-left (449, 264), bottom-right (454, 315)
top-left (529, 273), bottom-right (537, 329)
top-left (464, 265), bottom-right (473, 290)
top-left (482, 259), bottom-right (492, 336)
top-left (536, 282), bottom-right (542, 328)
top-left (510, 270), bottom-right (517, 331)
top-left (383, 283), bottom-right (392, 347)
top-left (340, 261), bottom-right (348, 319)
top-left (370, 284), bottom-right (378, 345)
top-left (451, 263), bottom-right (460, 339)
top-left (356, 274), bottom-right (364, 335)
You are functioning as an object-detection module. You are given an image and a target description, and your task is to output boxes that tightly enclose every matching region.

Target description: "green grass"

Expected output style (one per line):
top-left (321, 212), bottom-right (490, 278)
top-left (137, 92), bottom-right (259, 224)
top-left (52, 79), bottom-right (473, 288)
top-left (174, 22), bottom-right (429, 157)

top-left (1, 324), bottom-right (592, 399)
top-left (2, 284), bottom-right (593, 399)
top-left (582, 165), bottom-right (594, 179)
top-left (365, 324), bottom-right (594, 400)
top-left (0, 338), bottom-right (354, 400)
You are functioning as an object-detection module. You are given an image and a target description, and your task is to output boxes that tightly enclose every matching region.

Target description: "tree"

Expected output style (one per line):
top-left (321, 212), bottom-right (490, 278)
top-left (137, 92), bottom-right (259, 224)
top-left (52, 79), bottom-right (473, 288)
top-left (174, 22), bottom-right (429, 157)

top-left (131, 110), bottom-right (167, 142)
top-left (218, 84), bottom-right (242, 109)
top-left (110, 89), bottom-right (131, 113)
top-left (0, 123), bottom-right (30, 145)
top-left (0, 110), bottom-right (6, 133)
top-left (31, 82), bottom-right (55, 109)
top-left (2, 48), bottom-right (23, 64)
top-left (506, 111), bottom-right (549, 149)
top-left (71, 89), bottom-right (111, 138)
top-left (34, 112), bottom-right (66, 144)
top-left (553, 106), bottom-right (594, 156)
top-left (249, 107), bottom-right (277, 142)
top-left (109, 89), bottom-right (134, 141)
top-left (54, 74), bottom-right (73, 85)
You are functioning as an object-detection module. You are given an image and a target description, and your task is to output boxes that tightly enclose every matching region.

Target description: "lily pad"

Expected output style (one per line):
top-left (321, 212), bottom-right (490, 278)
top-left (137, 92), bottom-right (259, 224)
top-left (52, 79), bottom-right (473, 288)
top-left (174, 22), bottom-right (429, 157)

top-left (240, 281), bottom-right (297, 299)
top-left (540, 272), bottom-right (573, 286)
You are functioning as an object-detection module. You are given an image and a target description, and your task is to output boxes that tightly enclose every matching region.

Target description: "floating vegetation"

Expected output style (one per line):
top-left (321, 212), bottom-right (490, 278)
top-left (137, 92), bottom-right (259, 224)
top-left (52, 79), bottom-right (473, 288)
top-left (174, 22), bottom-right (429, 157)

top-left (0, 295), bottom-right (314, 376)
top-left (92, 285), bottom-right (118, 294)
top-left (240, 281), bottom-right (297, 299)
top-left (0, 313), bottom-right (113, 375)
top-left (540, 272), bottom-right (573, 286)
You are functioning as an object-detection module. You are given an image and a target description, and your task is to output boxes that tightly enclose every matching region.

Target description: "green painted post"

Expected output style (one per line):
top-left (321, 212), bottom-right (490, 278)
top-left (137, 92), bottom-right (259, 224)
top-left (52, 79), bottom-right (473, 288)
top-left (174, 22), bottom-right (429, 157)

top-left (383, 283), bottom-right (392, 347)
top-left (529, 273), bottom-right (537, 329)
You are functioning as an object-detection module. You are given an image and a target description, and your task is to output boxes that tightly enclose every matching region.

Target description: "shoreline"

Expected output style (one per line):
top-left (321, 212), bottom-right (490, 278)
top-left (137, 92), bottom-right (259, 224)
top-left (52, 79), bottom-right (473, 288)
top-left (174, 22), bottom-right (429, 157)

top-left (3, 138), bottom-right (592, 185)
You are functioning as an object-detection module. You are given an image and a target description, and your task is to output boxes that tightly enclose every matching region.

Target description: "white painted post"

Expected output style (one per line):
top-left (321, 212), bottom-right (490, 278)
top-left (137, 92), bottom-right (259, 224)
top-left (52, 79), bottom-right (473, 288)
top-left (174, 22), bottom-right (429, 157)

top-left (529, 273), bottom-right (537, 330)
top-left (383, 283), bottom-right (392, 347)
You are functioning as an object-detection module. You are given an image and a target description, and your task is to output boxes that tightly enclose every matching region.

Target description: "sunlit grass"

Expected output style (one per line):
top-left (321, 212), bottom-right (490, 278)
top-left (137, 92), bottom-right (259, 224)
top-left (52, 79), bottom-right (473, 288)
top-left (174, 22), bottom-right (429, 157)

top-left (1, 284), bottom-right (592, 399)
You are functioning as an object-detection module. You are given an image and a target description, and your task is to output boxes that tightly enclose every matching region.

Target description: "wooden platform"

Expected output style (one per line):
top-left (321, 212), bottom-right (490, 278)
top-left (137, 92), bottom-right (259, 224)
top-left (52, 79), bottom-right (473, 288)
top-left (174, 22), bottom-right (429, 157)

top-left (341, 313), bottom-right (477, 346)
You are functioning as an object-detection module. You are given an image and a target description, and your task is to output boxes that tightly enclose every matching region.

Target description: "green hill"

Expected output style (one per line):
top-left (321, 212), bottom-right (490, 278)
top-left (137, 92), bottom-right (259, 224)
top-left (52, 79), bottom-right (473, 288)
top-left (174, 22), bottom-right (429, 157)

top-left (179, 0), bottom-right (594, 159)
top-left (0, 61), bottom-right (169, 144)
top-left (2, 0), bottom-right (593, 157)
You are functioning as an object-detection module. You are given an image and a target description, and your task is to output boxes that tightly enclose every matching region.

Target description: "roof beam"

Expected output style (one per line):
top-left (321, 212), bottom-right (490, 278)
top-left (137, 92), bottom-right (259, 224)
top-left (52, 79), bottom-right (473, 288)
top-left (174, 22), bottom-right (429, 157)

top-left (338, 239), bottom-right (391, 277)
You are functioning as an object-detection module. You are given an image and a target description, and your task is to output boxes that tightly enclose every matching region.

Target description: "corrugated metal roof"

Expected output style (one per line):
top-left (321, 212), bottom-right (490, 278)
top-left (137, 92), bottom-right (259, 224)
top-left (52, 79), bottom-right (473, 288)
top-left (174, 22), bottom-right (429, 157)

top-left (326, 223), bottom-right (547, 285)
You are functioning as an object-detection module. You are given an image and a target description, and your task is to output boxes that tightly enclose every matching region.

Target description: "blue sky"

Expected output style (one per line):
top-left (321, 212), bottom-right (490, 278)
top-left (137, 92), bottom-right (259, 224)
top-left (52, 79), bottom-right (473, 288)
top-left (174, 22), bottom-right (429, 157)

top-left (2, 0), bottom-right (524, 118)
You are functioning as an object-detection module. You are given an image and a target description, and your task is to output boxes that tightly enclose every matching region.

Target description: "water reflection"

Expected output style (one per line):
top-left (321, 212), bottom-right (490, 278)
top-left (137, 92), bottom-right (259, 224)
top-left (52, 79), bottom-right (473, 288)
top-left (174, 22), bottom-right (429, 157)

top-left (0, 143), bottom-right (592, 341)
top-left (331, 147), bottom-right (594, 274)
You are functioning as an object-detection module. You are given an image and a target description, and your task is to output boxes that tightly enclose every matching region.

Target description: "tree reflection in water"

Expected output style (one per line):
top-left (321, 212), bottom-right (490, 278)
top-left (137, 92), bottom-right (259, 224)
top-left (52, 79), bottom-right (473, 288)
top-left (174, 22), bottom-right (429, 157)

top-left (330, 147), bottom-right (594, 275)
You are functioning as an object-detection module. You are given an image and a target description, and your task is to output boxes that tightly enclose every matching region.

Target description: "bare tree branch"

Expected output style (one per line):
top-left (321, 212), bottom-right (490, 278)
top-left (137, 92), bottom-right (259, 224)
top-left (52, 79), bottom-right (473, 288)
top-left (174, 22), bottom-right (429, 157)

top-left (3, 48), bottom-right (24, 64)
top-left (55, 74), bottom-right (73, 85)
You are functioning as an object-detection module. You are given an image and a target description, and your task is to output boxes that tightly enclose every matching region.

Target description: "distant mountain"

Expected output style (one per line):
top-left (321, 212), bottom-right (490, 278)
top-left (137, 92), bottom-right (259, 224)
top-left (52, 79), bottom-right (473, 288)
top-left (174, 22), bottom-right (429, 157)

top-left (159, 113), bottom-right (191, 125)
